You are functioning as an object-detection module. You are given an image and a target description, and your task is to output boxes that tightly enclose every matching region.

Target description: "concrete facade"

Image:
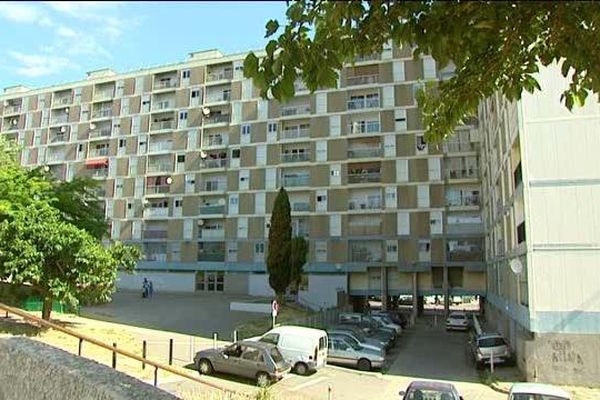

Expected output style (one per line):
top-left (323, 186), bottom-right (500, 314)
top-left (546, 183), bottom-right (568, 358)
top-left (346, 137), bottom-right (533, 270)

top-left (0, 336), bottom-right (178, 400)
top-left (479, 62), bottom-right (600, 385)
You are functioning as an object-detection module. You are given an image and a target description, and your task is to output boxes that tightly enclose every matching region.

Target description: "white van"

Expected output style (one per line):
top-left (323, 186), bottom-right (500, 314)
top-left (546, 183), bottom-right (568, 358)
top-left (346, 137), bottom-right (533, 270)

top-left (256, 326), bottom-right (328, 375)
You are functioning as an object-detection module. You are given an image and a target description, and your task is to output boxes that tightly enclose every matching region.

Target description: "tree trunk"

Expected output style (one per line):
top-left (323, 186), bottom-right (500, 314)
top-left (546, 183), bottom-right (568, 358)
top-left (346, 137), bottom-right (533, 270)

top-left (42, 296), bottom-right (53, 321)
top-left (276, 292), bottom-right (286, 306)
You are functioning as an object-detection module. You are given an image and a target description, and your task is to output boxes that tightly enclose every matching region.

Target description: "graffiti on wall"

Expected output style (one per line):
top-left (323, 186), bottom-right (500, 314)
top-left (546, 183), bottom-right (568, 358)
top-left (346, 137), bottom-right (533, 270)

top-left (550, 340), bottom-right (584, 371)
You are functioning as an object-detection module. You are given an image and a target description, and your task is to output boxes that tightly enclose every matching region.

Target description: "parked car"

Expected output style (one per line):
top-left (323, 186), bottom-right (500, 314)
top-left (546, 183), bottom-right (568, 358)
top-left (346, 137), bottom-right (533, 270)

top-left (329, 325), bottom-right (390, 351)
top-left (446, 311), bottom-right (470, 331)
top-left (327, 336), bottom-right (385, 371)
top-left (467, 332), bottom-right (515, 369)
top-left (194, 340), bottom-right (290, 386)
top-left (255, 325), bottom-right (328, 375)
top-left (370, 314), bottom-right (402, 334)
top-left (399, 380), bottom-right (464, 400)
top-left (339, 313), bottom-right (397, 344)
top-left (327, 328), bottom-right (386, 353)
top-left (508, 383), bottom-right (571, 400)
top-left (371, 310), bottom-right (408, 329)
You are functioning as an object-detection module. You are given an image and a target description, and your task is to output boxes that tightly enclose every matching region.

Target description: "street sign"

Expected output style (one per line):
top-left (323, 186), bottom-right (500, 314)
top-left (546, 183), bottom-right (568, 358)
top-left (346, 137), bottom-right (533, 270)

top-left (271, 300), bottom-right (279, 317)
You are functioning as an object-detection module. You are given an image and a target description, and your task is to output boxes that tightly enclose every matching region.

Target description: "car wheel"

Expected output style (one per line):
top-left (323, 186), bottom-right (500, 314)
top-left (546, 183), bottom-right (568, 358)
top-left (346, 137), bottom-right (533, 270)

top-left (357, 358), bottom-right (372, 371)
top-left (197, 358), bottom-right (214, 375)
top-left (256, 371), bottom-right (270, 387)
top-left (294, 362), bottom-right (309, 376)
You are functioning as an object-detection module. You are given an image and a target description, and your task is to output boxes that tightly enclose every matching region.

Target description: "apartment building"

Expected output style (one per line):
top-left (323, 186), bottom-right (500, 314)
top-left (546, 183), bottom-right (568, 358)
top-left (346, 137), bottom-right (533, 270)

top-left (0, 45), bottom-right (485, 311)
top-left (479, 63), bottom-right (600, 386)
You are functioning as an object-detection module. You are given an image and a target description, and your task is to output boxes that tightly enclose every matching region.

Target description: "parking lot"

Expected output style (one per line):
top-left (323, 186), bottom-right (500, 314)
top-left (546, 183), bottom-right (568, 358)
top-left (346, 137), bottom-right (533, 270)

top-left (161, 317), bottom-right (514, 400)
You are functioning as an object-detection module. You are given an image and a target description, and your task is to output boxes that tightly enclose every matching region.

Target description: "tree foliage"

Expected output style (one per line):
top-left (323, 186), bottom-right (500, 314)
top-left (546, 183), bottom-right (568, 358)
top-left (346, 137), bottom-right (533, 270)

top-left (266, 188), bottom-right (292, 300)
top-left (0, 137), bottom-right (140, 320)
top-left (289, 236), bottom-right (308, 292)
top-left (244, 1), bottom-right (600, 142)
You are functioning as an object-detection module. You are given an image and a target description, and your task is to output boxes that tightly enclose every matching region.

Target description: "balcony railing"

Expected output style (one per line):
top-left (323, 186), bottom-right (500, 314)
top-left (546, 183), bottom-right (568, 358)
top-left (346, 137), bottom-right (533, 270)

top-left (146, 185), bottom-right (170, 194)
top-left (3, 105), bottom-right (21, 114)
top-left (200, 205), bottom-right (225, 214)
top-left (143, 230), bottom-right (168, 239)
top-left (348, 121), bottom-right (380, 135)
top-left (346, 74), bottom-right (379, 86)
top-left (89, 168), bottom-right (108, 178)
top-left (281, 152), bottom-right (310, 163)
top-left (148, 142), bottom-right (173, 153)
top-left (292, 202), bottom-right (310, 212)
top-left (90, 128), bottom-right (111, 138)
top-left (355, 54), bottom-right (380, 62)
top-left (152, 101), bottom-right (174, 111)
top-left (147, 163), bottom-right (173, 173)
top-left (348, 198), bottom-right (382, 210)
top-left (446, 194), bottom-right (480, 207)
top-left (205, 92), bottom-right (231, 103)
top-left (144, 208), bottom-right (169, 218)
top-left (446, 223), bottom-right (484, 235)
top-left (203, 136), bottom-right (227, 147)
top-left (145, 253), bottom-right (167, 262)
top-left (447, 248), bottom-right (484, 262)
top-left (282, 175), bottom-right (310, 187)
top-left (281, 105), bottom-right (311, 117)
top-left (50, 116), bottom-right (69, 125)
top-left (151, 120), bottom-right (175, 131)
top-left (201, 158), bottom-right (228, 169)
top-left (198, 229), bottom-right (225, 239)
top-left (90, 148), bottom-right (109, 157)
top-left (92, 109), bottom-right (112, 119)
top-left (281, 127), bottom-right (310, 140)
top-left (347, 147), bottom-right (382, 159)
top-left (197, 252), bottom-right (226, 262)
top-left (347, 97), bottom-right (380, 110)
top-left (94, 90), bottom-right (113, 100)
top-left (206, 70), bottom-right (233, 82)
top-left (446, 168), bottom-right (479, 180)
top-left (204, 114), bottom-right (230, 125)
top-left (444, 141), bottom-right (476, 153)
top-left (46, 152), bottom-right (65, 162)
top-left (204, 182), bottom-right (226, 192)
top-left (54, 96), bottom-right (72, 106)
top-left (49, 134), bottom-right (67, 144)
top-left (350, 248), bottom-right (383, 262)
top-left (154, 79), bottom-right (178, 89)
top-left (348, 225), bottom-right (381, 236)
top-left (348, 172), bottom-right (381, 184)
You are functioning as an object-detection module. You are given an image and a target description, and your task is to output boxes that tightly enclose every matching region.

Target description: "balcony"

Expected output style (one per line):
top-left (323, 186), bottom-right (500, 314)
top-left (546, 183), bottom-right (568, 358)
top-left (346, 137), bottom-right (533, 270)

top-left (143, 230), bottom-right (168, 239)
top-left (200, 204), bottom-right (225, 214)
top-left (281, 127), bottom-right (310, 140)
top-left (446, 222), bottom-right (484, 235)
top-left (349, 244), bottom-right (383, 262)
top-left (354, 54), bottom-right (380, 63)
top-left (151, 120), bottom-right (175, 131)
top-left (145, 253), bottom-right (167, 262)
top-left (281, 105), bottom-right (311, 117)
top-left (54, 96), bottom-right (72, 106)
top-left (348, 170), bottom-right (381, 184)
top-left (348, 198), bottom-right (382, 210)
top-left (198, 228), bottom-right (225, 240)
top-left (147, 163), bottom-right (173, 173)
top-left (201, 158), bottom-right (228, 169)
top-left (346, 74), bottom-right (379, 86)
top-left (281, 151), bottom-right (310, 163)
top-left (46, 152), bottom-right (65, 163)
top-left (154, 79), bottom-right (178, 90)
top-left (347, 147), bottom-right (382, 159)
top-left (282, 175), bottom-right (310, 187)
top-left (205, 91), bottom-right (231, 103)
top-left (50, 115), bottom-right (69, 125)
top-left (89, 127), bottom-right (112, 139)
top-left (292, 202), bottom-right (310, 212)
top-left (206, 70), bottom-right (233, 82)
top-left (49, 133), bottom-right (68, 144)
top-left (348, 224), bottom-right (381, 236)
top-left (93, 90), bottom-right (113, 101)
top-left (3, 105), bottom-right (21, 115)
top-left (148, 141), bottom-right (173, 153)
top-left (91, 109), bottom-right (112, 120)
top-left (89, 168), bottom-right (108, 178)
top-left (446, 168), bottom-right (479, 180)
top-left (444, 140), bottom-right (476, 153)
top-left (144, 208), bottom-right (169, 218)
top-left (203, 135), bottom-right (228, 147)
top-left (146, 185), bottom-right (170, 194)
top-left (152, 101), bottom-right (174, 111)
top-left (204, 114), bottom-right (230, 125)
top-left (90, 148), bottom-right (109, 158)
top-left (347, 97), bottom-right (380, 110)
top-left (447, 242), bottom-right (484, 262)
top-left (446, 193), bottom-right (480, 207)
top-left (197, 251), bottom-right (225, 262)
top-left (203, 181), bottom-right (227, 192)
top-left (348, 120), bottom-right (380, 135)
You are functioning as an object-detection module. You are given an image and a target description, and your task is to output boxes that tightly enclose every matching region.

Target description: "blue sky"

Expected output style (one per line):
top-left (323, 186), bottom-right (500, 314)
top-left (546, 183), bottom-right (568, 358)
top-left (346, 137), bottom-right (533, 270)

top-left (0, 1), bottom-right (288, 90)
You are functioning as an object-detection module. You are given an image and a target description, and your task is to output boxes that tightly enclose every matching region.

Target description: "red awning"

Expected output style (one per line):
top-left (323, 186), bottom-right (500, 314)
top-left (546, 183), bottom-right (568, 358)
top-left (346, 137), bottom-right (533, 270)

top-left (85, 158), bottom-right (109, 167)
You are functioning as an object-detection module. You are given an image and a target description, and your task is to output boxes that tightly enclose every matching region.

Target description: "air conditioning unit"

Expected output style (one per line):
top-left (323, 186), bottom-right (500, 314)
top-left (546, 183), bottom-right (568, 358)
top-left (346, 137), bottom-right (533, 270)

top-left (60, 126), bottom-right (66, 133)
top-left (198, 219), bottom-right (205, 226)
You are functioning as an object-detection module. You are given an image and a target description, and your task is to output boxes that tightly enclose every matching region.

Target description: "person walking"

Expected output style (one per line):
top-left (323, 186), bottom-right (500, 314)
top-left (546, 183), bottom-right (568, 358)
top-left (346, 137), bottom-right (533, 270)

top-left (142, 278), bottom-right (149, 298)
top-left (148, 280), bottom-right (154, 298)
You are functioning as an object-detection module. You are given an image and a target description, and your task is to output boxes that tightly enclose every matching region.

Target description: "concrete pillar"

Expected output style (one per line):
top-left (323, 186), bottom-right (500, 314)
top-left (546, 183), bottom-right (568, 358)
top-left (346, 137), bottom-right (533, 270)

top-left (443, 266), bottom-right (450, 316)
top-left (412, 272), bottom-right (418, 318)
top-left (381, 267), bottom-right (388, 311)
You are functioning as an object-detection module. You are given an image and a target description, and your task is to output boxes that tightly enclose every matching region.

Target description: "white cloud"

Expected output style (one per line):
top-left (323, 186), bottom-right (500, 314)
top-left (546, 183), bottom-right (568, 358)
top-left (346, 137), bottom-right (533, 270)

top-left (45, 1), bottom-right (123, 17)
top-left (9, 51), bottom-right (75, 78)
top-left (56, 26), bottom-right (77, 38)
top-left (0, 2), bottom-right (54, 26)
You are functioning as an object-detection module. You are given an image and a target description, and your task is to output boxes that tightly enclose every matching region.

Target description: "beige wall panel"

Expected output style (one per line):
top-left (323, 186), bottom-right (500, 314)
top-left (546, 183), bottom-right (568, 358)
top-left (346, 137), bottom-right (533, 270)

top-left (431, 239), bottom-right (444, 263)
top-left (382, 213), bottom-right (397, 236)
top-left (394, 85), bottom-right (414, 107)
top-left (310, 215), bottom-right (329, 238)
top-left (183, 196), bottom-right (199, 216)
top-left (327, 91), bottom-right (346, 113)
top-left (129, 96), bottom-right (141, 114)
top-left (379, 62), bottom-right (393, 84)
top-left (404, 59), bottom-right (423, 81)
top-left (181, 242), bottom-right (197, 263)
top-left (328, 139), bottom-right (347, 161)
top-left (81, 86), bottom-right (93, 103)
top-left (248, 217), bottom-right (264, 239)
top-left (380, 110), bottom-right (394, 133)
top-left (117, 158), bottom-right (128, 176)
top-left (268, 100), bottom-right (280, 119)
top-left (68, 106), bottom-right (80, 123)
top-left (411, 212), bottom-right (430, 237)
top-left (397, 134), bottom-right (415, 157)
top-left (230, 81), bottom-right (242, 101)
top-left (329, 188), bottom-right (347, 212)
top-left (175, 89), bottom-right (189, 108)
top-left (122, 178), bottom-right (134, 197)
top-left (252, 122), bottom-right (266, 143)
top-left (250, 169), bottom-right (265, 190)
top-left (409, 159), bottom-right (428, 182)
top-left (311, 116), bottom-right (329, 138)
top-left (407, 108), bottom-right (423, 131)
top-left (311, 165), bottom-right (329, 187)
top-left (330, 241), bottom-right (348, 263)
top-left (227, 171), bottom-right (238, 191)
top-left (242, 101), bottom-right (257, 122)
top-left (430, 184), bottom-right (445, 207)
top-left (398, 186), bottom-right (416, 209)
top-left (399, 239), bottom-right (417, 264)
top-left (123, 78), bottom-right (135, 96)
top-left (189, 66), bottom-right (204, 85)
top-left (381, 160), bottom-right (396, 183)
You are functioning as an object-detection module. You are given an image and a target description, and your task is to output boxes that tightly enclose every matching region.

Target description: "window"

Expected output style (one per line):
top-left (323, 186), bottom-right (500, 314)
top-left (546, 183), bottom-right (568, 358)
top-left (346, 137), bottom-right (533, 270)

top-left (182, 69), bottom-right (191, 79)
top-left (177, 154), bottom-right (185, 163)
top-left (330, 169), bottom-right (340, 176)
top-left (255, 242), bottom-right (265, 254)
top-left (416, 135), bottom-right (427, 151)
top-left (241, 124), bottom-right (251, 135)
top-left (78, 144), bottom-right (84, 152)
top-left (175, 199), bottom-right (183, 208)
top-left (448, 267), bottom-right (464, 288)
top-left (267, 122), bottom-right (277, 133)
top-left (231, 148), bottom-right (240, 158)
top-left (260, 333), bottom-right (280, 345)
top-left (191, 89), bottom-right (201, 98)
top-left (242, 349), bottom-right (262, 362)
top-left (316, 194), bottom-right (327, 202)
top-left (179, 111), bottom-right (188, 120)
top-left (315, 241), bottom-right (327, 262)
top-left (432, 267), bottom-right (443, 289)
top-left (386, 243), bottom-right (398, 253)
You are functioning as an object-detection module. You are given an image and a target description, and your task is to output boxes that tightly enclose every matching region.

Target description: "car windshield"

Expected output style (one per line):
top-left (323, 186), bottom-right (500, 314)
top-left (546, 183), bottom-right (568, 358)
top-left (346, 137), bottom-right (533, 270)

top-left (512, 395), bottom-right (569, 400)
top-left (344, 337), bottom-right (362, 350)
top-left (407, 389), bottom-right (456, 399)
top-left (479, 337), bottom-right (506, 347)
top-left (380, 316), bottom-right (393, 324)
top-left (270, 347), bottom-right (286, 367)
top-left (450, 314), bottom-right (466, 319)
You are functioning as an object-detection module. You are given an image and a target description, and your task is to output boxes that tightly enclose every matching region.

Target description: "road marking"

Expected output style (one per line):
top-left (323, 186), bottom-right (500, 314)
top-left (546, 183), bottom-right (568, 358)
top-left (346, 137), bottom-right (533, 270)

top-left (288, 376), bottom-right (328, 392)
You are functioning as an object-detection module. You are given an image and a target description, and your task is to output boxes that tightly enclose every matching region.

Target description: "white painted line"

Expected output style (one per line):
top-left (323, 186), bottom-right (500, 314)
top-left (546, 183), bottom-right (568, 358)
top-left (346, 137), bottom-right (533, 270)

top-left (288, 376), bottom-right (328, 392)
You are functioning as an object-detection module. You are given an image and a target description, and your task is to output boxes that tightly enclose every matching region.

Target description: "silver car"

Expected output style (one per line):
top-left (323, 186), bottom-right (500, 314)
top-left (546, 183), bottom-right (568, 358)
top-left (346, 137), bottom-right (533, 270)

top-left (467, 332), bottom-right (515, 369)
top-left (194, 340), bottom-right (291, 386)
top-left (327, 336), bottom-right (385, 371)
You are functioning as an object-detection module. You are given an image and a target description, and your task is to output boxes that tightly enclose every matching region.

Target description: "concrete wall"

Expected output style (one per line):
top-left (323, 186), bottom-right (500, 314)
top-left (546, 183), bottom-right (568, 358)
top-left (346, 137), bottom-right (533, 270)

top-left (117, 271), bottom-right (195, 292)
top-left (248, 273), bottom-right (274, 297)
top-left (298, 274), bottom-right (348, 310)
top-left (229, 302), bottom-right (271, 313)
top-left (0, 336), bottom-right (178, 400)
top-left (224, 272), bottom-right (249, 294)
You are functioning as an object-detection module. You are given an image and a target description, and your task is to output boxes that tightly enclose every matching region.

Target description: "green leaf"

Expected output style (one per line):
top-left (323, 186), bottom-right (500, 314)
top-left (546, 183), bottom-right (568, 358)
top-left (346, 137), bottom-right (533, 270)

top-left (265, 19), bottom-right (280, 38)
top-left (243, 53), bottom-right (259, 78)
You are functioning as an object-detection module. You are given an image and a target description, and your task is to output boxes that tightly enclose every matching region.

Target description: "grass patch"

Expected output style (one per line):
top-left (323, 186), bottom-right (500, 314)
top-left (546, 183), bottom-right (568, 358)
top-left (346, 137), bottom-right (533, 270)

top-left (234, 303), bottom-right (313, 339)
top-left (478, 369), bottom-right (499, 387)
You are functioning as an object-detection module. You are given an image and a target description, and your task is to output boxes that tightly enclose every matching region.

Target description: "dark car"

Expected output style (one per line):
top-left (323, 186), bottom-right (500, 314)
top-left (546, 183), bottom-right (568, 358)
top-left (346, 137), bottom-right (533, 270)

top-left (329, 325), bottom-right (390, 351)
top-left (194, 340), bottom-right (291, 386)
top-left (399, 380), bottom-right (464, 400)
